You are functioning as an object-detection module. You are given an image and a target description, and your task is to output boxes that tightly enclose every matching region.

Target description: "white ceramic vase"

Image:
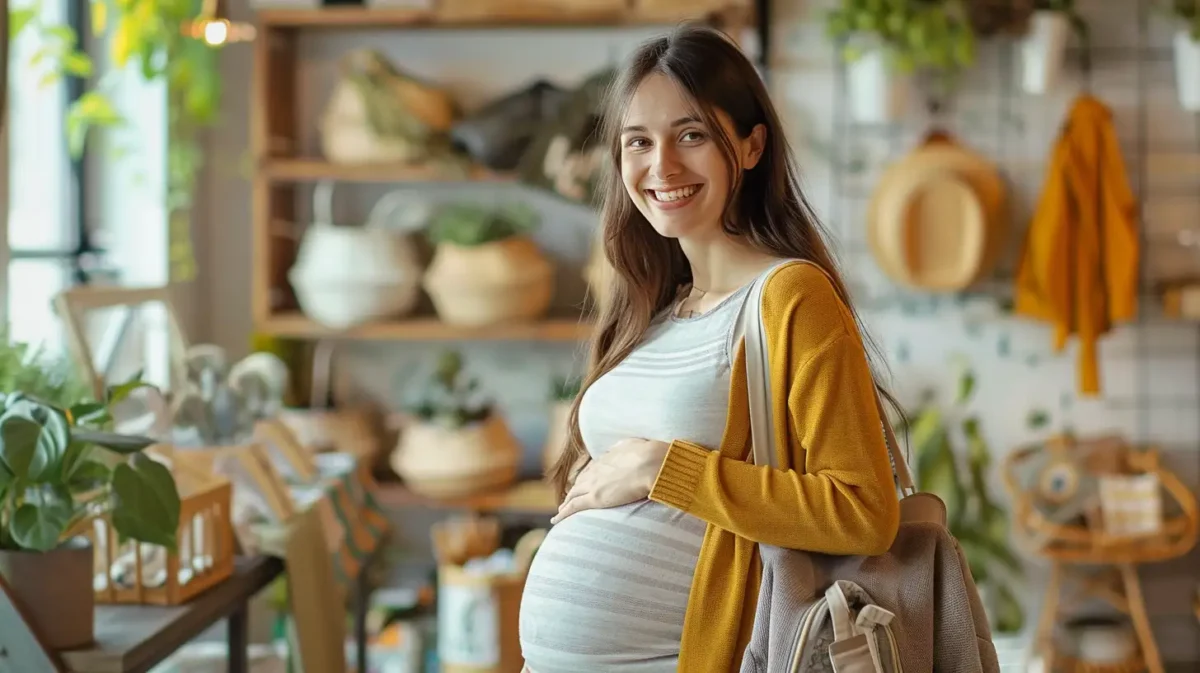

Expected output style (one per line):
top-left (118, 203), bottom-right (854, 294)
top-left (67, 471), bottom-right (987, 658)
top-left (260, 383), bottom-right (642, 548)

top-left (847, 49), bottom-right (908, 125)
top-left (1173, 29), bottom-right (1200, 112)
top-left (1018, 11), bottom-right (1071, 95)
top-left (288, 183), bottom-right (430, 329)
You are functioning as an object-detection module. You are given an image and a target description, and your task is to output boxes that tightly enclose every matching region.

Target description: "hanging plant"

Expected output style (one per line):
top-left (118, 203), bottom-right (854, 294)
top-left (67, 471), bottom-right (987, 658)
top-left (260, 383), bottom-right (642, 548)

top-left (825, 0), bottom-right (978, 80)
top-left (10, 0), bottom-right (245, 282)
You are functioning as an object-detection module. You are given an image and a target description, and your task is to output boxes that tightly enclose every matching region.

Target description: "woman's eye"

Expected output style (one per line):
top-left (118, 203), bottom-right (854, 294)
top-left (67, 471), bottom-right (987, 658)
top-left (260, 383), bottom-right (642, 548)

top-left (625, 137), bottom-right (649, 149)
top-left (681, 131), bottom-right (706, 142)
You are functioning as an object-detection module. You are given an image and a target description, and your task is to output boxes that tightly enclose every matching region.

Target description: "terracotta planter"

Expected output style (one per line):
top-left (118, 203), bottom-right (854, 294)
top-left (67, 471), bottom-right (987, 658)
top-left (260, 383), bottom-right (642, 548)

top-left (0, 536), bottom-right (95, 650)
top-left (390, 414), bottom-right (521, 499)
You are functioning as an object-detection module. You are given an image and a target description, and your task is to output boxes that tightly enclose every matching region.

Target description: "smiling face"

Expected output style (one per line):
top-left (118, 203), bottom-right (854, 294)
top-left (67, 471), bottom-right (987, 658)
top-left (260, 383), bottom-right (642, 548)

top-left (618, 72), bottom-right (764, 242)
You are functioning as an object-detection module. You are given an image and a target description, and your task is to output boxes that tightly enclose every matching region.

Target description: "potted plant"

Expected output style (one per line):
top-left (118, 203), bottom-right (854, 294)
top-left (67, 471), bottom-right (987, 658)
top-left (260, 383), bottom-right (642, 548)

top-left (825, 0), bottom-right (978, 124)
top-left (0, 364), bottom-right (181, 650)
top-left (389, 350), bottom-right (520, 499)
top-left (1160, 1), bottom-right (1200, 110)
top-left (900, 361), bottom-right (1025, 635)
top-left (541, 374), bottom-right (581, 476)
top-left (422, 202), bottom-right (555, 327)
top-left (9, 1), bottom-right (246, 282)
top-left (1017, 1), bottom-right (1088, 94)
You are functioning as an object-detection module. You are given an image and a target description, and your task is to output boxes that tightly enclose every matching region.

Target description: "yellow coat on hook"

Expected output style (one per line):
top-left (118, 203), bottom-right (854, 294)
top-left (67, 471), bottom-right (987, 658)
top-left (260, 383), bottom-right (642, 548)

top-left (1013, 95), bottom-right (1140, 397)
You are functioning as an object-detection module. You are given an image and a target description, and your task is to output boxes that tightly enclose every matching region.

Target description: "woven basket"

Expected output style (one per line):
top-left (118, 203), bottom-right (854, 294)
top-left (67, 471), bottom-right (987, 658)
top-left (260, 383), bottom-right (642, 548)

top-left (423, 236), bottom-right (555, 327)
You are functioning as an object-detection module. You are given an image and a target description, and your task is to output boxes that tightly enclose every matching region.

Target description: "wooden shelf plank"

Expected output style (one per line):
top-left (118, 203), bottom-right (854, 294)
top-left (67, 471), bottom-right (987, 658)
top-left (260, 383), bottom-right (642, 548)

top-left (375, 479), bottom-right (558, 515)
top-left (262, 158), bottom-right (514, 184)
top-left (255, 5), bottom-right (747, 29)
top-left (259, 311), bottom-right (593, 341)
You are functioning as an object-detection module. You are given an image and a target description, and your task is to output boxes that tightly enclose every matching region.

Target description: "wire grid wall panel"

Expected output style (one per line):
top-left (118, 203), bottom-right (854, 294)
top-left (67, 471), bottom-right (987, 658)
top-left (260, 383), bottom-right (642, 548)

top-left (822, 0), bottom-right (1200, 455)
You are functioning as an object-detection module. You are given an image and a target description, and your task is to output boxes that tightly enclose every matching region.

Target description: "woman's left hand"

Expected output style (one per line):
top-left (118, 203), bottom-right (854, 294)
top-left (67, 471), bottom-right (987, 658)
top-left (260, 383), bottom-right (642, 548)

top-left (551, 438), bottom-right (670, 524)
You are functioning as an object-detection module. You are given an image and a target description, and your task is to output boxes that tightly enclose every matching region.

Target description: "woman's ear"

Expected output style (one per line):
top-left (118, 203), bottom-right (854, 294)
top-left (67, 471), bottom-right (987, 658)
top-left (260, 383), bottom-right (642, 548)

top-left (742, 123), bottom-right (767, 170)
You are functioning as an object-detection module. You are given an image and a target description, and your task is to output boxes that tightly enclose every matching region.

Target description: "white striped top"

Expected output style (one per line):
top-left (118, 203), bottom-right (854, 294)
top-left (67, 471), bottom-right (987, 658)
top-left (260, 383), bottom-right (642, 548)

top-left (519, 281), bottom-right (752, 672)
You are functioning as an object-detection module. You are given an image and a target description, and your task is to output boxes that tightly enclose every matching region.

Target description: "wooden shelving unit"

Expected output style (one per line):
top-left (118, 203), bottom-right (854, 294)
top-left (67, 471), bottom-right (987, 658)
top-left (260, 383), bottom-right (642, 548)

top-left (260, 311), bottom-right (592, 341)
top-left (375, 479), bottom-right (558, 515)
top-left (254, 4), bottom-right (754, 30)
top-left (262, 158), bottom-right (514, 184)
top-left (249, 2), bottom-right (758, 342)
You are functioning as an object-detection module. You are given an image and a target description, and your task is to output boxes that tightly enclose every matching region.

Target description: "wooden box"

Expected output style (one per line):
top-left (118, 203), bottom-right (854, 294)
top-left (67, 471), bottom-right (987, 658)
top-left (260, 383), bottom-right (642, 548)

top-left (87, 463), bottom-right (236, 606)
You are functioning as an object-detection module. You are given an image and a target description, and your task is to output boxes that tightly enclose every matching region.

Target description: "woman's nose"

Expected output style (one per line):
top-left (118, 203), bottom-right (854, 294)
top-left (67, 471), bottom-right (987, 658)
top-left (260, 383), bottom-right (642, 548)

top-left (650, 144), bottom-right (682, 181)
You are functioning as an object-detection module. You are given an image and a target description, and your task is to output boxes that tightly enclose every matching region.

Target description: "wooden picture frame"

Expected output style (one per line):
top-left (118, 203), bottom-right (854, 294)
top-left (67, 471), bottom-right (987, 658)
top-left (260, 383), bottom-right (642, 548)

top-left (53, 285), bottom-right (191, 401)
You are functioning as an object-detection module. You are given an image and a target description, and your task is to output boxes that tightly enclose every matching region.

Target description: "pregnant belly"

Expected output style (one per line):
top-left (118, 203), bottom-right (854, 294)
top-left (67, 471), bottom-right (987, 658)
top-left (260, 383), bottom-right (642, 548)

top-left (518, 500), bottom-right (706, 673)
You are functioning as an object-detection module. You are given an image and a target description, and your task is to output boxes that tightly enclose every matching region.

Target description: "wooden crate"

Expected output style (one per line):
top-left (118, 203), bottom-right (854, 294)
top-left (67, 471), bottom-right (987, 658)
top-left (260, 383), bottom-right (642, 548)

top-left (87, 466), bottom-right (236, 606)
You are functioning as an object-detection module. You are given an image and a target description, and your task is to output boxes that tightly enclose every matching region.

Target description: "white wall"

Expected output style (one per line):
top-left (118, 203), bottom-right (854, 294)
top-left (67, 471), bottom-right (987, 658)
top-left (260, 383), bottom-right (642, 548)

top-left (195, 0), bottom-right (1200, 664)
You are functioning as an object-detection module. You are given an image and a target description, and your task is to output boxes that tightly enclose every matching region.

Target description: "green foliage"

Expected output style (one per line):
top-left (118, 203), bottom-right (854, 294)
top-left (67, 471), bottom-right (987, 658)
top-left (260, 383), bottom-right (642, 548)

top-left (0, 356), bottom-right (182, 553)
top-left (0, 337), bottom-right (91, 409)
top-left (903, 360), bottom-right (1025, 634)
top-left (824, 0), bottom-right (978, 76)
top-left (404, 350), bottom-right (493, 429)
top-left (11, 0), bottom-right (227, 281)
top-left (426, 202), bottom-right (539, 248)
top-left (550, 374), bottom-right (581, 402)
top-left (1157, 0), bottom-right (1200, 40)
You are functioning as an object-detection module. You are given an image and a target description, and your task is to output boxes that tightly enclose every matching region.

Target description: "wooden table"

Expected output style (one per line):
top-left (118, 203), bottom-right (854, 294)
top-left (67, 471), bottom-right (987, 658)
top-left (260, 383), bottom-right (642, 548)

top-left (61, 555), bottom-right (284, 673)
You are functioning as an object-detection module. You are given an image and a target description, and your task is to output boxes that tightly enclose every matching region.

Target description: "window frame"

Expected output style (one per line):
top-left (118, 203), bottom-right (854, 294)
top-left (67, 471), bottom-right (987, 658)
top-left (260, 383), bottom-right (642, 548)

top-left (7, 0), bottom-right (101, 284)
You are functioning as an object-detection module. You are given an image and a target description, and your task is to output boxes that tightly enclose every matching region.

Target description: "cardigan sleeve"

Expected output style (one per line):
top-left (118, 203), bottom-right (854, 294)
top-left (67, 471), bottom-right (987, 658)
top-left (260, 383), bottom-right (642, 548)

top-left (648, 263), bottom-right (900, 555)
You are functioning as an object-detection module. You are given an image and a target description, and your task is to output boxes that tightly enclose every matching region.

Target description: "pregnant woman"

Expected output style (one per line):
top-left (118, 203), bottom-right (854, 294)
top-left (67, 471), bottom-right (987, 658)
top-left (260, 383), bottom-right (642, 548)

top-left (518, 24), bottom-right (902, 673)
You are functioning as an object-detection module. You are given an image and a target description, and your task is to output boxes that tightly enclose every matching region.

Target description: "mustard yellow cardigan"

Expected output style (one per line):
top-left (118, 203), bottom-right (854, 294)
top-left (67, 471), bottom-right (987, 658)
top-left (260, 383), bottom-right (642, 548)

top-left (648, 261), bottom-right (901, 672)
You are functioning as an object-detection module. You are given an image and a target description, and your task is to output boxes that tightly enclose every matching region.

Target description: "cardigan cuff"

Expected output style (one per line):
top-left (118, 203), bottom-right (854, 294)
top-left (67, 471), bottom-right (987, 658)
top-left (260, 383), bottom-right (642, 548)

top-left (649, 439), bottom-right (709, 512)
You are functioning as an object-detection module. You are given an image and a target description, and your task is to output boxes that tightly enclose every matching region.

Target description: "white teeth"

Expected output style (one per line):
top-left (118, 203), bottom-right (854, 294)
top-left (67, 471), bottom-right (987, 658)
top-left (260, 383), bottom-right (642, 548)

top-left (653, 185), bottom-right (699, 202)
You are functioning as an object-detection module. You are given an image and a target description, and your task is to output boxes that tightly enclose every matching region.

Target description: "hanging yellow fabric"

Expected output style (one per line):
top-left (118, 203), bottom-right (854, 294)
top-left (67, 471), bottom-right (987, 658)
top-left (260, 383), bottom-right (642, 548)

top-left (1013, 95), bottom-right (1140, 396)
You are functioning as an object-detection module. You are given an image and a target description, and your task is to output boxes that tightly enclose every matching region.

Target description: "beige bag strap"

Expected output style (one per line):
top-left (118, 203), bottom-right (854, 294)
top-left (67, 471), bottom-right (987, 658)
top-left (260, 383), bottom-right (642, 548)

top-left (734, 260), bottom-right (917, 497)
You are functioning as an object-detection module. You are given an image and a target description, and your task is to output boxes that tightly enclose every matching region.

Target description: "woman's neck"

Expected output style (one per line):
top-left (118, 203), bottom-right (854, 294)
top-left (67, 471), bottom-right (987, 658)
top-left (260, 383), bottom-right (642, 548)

top-left (679, 233), bottom-right (780, 294)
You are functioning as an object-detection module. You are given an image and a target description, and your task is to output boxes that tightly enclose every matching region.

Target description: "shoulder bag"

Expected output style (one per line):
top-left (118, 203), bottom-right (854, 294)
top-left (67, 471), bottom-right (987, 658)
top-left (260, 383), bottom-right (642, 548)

top-left (733, 260), bottom-right (1000, 673)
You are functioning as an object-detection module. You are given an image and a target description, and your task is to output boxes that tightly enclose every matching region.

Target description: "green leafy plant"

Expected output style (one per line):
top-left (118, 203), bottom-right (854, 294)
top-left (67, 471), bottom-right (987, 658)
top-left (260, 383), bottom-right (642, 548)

top-left (0, 370), bottom-right (182, 553)
top-left (404, 350), bottom-right (493, 429)
top-left (824, 0), bottom-right (978, 78)
top-left (902, 360), bottom-right (1025, 634)
top-left (426, 202), bottom-right (539, 248)
top-left (10, 0), bottom-right (229, 281)
top-left (1157, 0), bottom-right (1200, 40)
top-left (0, 337), bottom-right (91, 409)
top-left (549, 374), bottom-right (581, 403)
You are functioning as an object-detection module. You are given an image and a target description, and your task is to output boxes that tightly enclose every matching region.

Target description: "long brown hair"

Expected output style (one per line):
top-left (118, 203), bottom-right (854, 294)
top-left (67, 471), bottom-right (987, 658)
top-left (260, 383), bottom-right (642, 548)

top-left (548, 23), bottom-right (904, 501)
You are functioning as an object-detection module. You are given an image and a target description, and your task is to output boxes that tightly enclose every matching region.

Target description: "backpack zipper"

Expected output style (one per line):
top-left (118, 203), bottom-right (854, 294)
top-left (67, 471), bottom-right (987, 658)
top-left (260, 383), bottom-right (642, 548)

top-left (788, 598), bottom-right (829, 673)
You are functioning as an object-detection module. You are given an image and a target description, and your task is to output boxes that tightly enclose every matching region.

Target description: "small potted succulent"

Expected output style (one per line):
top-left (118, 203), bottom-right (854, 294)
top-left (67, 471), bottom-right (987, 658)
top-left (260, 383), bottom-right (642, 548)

top-left (0, 349), bottom-right (180, 651)
top-left (389, 350), bottom-right (520, 499)
top-left (1017, 1), bottom-right (1088, 94)
top-left (825, 0), bottom-right (978, 124)
top-left (1160, 0), bottom-right (1200, 110)
top-left (422, 202), bottom-right (555, 327)
top-left (541, 374), bottom-right (581, 477)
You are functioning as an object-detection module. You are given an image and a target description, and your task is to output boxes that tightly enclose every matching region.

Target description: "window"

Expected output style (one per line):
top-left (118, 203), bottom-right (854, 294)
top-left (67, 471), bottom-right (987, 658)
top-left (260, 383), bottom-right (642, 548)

top-left (5, 0), bottom-right (170, 394)
top-left (6, 0), bottom-right (77, 353)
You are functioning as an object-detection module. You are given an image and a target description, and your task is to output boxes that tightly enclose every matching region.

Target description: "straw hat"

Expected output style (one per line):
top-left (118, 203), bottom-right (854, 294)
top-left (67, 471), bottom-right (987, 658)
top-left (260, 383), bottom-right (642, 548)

top-left (867, 136), bottom-right (1008, 291)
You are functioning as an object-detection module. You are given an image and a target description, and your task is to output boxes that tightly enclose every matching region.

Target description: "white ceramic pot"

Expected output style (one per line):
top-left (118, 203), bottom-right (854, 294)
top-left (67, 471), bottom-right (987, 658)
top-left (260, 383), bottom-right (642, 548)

top-left (423, 236), bottom-right (555, 327)
top-left (1173, 29), bottom-right (1200, 112)
top-left (390, 414), bottom-right (521, 499)
top-left (289, 183), bottom-right (431, 329)
top-left (847, 49), bottom-right (908, 124)
top-left (1019, 11), bottom-right (1071, 95)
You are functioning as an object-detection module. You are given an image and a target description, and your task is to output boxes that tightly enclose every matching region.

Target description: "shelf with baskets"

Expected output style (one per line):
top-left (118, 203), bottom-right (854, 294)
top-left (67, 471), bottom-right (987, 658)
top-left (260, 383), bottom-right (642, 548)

top-left (259, 310), bottom-right (592, 341)
top-left (253, 3), bottom-right (755, 30)
top-left (250, 2), bottom-right (758, 340)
